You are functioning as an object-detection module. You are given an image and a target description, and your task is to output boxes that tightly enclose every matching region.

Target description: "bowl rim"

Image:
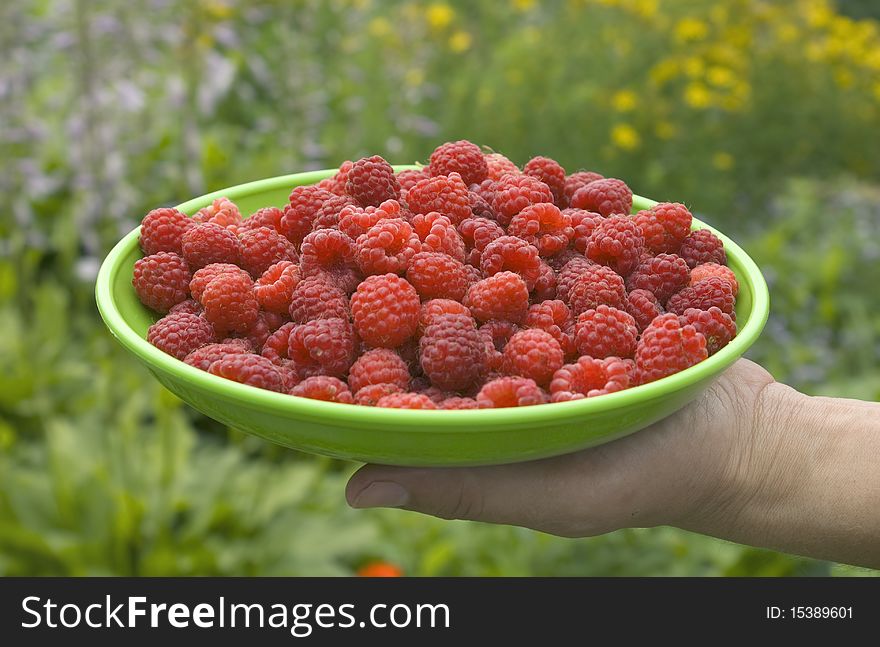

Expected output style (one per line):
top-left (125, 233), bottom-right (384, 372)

top-left (95, 167), bottom-right (769, 429)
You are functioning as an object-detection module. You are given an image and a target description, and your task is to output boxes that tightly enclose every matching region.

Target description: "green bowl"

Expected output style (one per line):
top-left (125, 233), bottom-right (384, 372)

top-left (96, 168), bottom-right (769, 466)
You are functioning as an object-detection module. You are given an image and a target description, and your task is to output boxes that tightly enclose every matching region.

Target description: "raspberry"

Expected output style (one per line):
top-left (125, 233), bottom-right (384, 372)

top-left (690, 262), bottom-right (738, 296)
top-left (569, 178), bottom-right (633, 217)
top-left (566, 208), bottom-right (603, 254)
top-left (678, 229), bottom-right (726, 268)
top-left (463, 263), bottom-right (483, 286)
top-left (348, 348), bottom-right (411, 393)
top-left (476, 377), bottom-right (548, 408)
top-left (480, 236), bottom-right (542, 290)
top-left (351, 274), bottom-right (420, 348)
top-left (200, 271), bottom-right (259, 334)
top-left (241, 310), bottom-right (285, 352)
top-left (194, 197), bottom-right (242, 227)
top-left (679, 307), bottom-right (736, 355)
top-left (238, 226), bottom-right (298, 277)
top-left (184, 341), bottom-right (251, 371)
top-left (507, 203), bottom-right (573, 257)
top-left (523, 156), bottom-right (566, 206)
top-left (281, 186), bottom-right (335, 246)
top-left (132, 252), bottom-right (191, 313)
top-left (147, 312), bottom-right (215, 360)
top-left (429, 140), bottom-right (488, 186)
top-left (289, 276), bottom-right (349, 323)
top-left (441, 396), bottom-right (480, 410)
top-left (634, 203), bottom-right (693, 254)
top-left (563, 171), bottom-right (604, 206)
top-left (550, 356), bottom-right (631, 401)
top-left (586, 214), bottom-right (645, 276)
top-left (471, 178), bottom-right (497, 205)
top-left (491, 174), bottom-right (555, 227)
top-left (396, 167), bottom-right (431, 191)
top-left (625, 289), bottom-right (664, 333)
top-left (299, 228), bottom-right (361, 294)
top-left (410, 212), bottom-right (466, 263)
top-left (260, 322), bottom-right (297, 365)
top-left (254, 261), bottom-right (301, 314)
top-left (556, 256), bottom-right (595, 303)
top-left (288, 317), bottom-right (356, 378)
top-left (419, 299), bottom-right (473, 336)
top-left (346, 155), bottom-right (400, 207)
top-left (468, 190), bottom-right (496, 220)
top-left (465, 272), bottom-right (530, 323)
top-left (311, 194), bottom-right (357, 230)
top-left (574, 305), bottom-right (638, 359)
top-left (315, 161), bottom-right (354, 196)
top-left (546, 248), bottom-right (582, 272)
top-left (355, 218), bottom-right (421, 276)
top-left (567, 265), bottom-right (628, 316)
top-left (208, 354), bottom-right (286, 392)
top-left (139, 207), bottom-right (193, 255)
top-left (524, 300), bottom-right (575, 358)
top-left (355, 383), bottom-right (404, 406)
top-left (169, 298), bottom-right (202, 316)
top-left (634, 313), bottom-right (708, 384)
top-left (189, 263), bottom-right (249, 302)
top-left (180, 223), bottom-right (239, 269)
top-left (501, 329), bottom-right (564, 387)
top-left (290, 376), bottom-right (355, 403)
top-left (396, 338), bottom-right (422, 375)
top-left (458, 217), bottom-right (505, 266)
top-left (531, 260), bottom-right (558, 302)
top-left (406, 251), bottom-right (470, 301)
top-left (376, 393), bottom-right (439, 409)
top-left (626, 253), bottom-right (690, 303)
top-left (405, 172), bottom-right (471, 225)
top-left (419, 313), bottom-right (485, 391)
top-left (240, 206), bottom-right (284, 233)
top-left (665, 277), bottom-right (736, 317)
top-left (416, 385), bottom-right (454, 404)
top-left (478, 319), bottom-right (521, 371)
top-left (484, 152), bottom-right (519, 180)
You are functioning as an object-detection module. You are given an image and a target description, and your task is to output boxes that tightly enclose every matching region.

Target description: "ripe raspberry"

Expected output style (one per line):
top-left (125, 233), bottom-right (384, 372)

top-left (410, 212), bottom-right (466, 263)
top-left (556, 256), bottom-right (595, 303)
top-left (569, 178), bottom-right (633, 217)
top-left (429, 140), bottom-right (488, 186)
top-left (189, 263), bottom-right (249, 302)
top-left (253, 261), bottom-right (300, 314)
top-left (419, 313), bottom-right (485, 391)
top-left (281, 186), bottom-right (336, 246)
top-left (406, 251), bottom-right (470, 301)
top-left (549, 356), bottom-right (631, 401)
top-left (478, 319), bottom-right (521, 371)
top-left (567, 265), bottom-right (628, 316)
top-left (169, 298), bottom-right (202, 316)
top-left (531, 260), bottom-right (558, 302)
top-left (480, 236), bottom-right (542, 290)
top-left (139, 207), bottom-right (193, 255)
top-left (574, 305), bottom-right (638, 359)
top-left (441, 396), bottom-right (480, 409)
top-left (679, 307), bottom-right (736, 355)
top-left (405, 172), bottom-right (471, 225)
top-left (348, 348), bottom-right (411, 393)
top-left (563, 171), bottom-right (604, 206)
top-left (396, 167), bottom-right (431, 192)
top-left (346, 155), bottom-right (400, 207)
top-left (523, 156), bottom-right (566, 206)
top-left (586, 214), bottom-right (645, 276)
top-left (311, 193), bottom-right (357, 230)
top-left (240, 310), bottom-right (285, 352)
top-left (147, 312), bottom-right (215, 360)
top-left (200, 271), bottom-right (259, 334)
top-left (634, 203), bottom-right (693, 254)
top-left (240, 206), bottom-right (284, 233)
top-left (463, 263), bottom-right (483, 286)
top-left (468, 190), bottom-right (496, 220)
top-left (238, 226), bottom-right (298, 277)
top-left (132, 252), bottom-right (191, 313)
top-left (194, 197), bottom-right (242, 227)
top-left (290, 376), bottom-right (355, 403)
top-left (476, 377), bottom-right (548, 408)
top-left (501, 329), bottom-right (564, 387)
top-left (288, 317), bottom-right (356, 378)
top-left (459, 217), bottom-right (505, 266)
top-left (524, 300), bottom-right (575, 358)
top-left (288, 276), bottom-right (349, 323)
top-left (355, 218), bottom-right (421, 276)
top-left (491, 174), bottom-right (554, 227)
top-left (396, 338), bottom-right (422, 375)
top-left (465, 272), bottom-right (530, 323)
top-left (208, 354), bottom-right (286, 392)
top-left (625, 289), bottom-right (663, 333)
top-left (299, 228), bottom-right (361, 294)
top-left (351, 274), bottom-right (420, 347)
top-left (471, 178), bottom-right (497, 205)
top-left (665, 277), bottom-right (736, 317)
top-left (318, 160), bottom-right (354, 196)
top-left (260, 321), bottom-right (297, 365)
top-left (184, 341), bottom-right (251, 371)
top-left (626, 253), bottom-right (690, 303)
top-left (337, 199), bottom-right (404, 240)
top-left (566, 208), bottom-right (603, 254)
top-left (355, 383), bottom-right (404, 406)
top-left (180, 223), bottom-right (239, 269)
top-left (507, 203), bottom-right (573, 257)
top-left (419, 299), bottom-right (473, 336)
top-left (634, 313), bottom-right (708, 384)
top-left (546, 248), bottom-right (583, 272)
top-left (678, 229), bottom-right (726, 268)
top-left (484, 152), bottom-right (519, 180)
top-left (416, 385), bottom-right (454, 404)
top-left (690, 262), bottom-right (738, 296)
top-left (376, 392), bottom-right (439, 409)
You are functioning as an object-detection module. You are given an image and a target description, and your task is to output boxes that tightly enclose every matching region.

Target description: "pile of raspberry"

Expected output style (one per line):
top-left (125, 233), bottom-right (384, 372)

top-left (134, 141), bottom-right (738, 409)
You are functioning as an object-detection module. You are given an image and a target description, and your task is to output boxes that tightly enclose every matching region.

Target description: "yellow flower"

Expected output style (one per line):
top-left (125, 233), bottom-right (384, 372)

top-left (675, 18), bottom-right (708, 43)
top-left (776, 23), bottom-right (800, 43)
top-left (649, 58), bottom-right (679, 86)
top-left (512, 0), bottom-right (536, 11)
top-left (684, 57), bottom-right (705, 78)
top-left (633, 0), bottom-right (658, 19)
top-left (712, 152), bottom-right (734, 171)
top-left (707, 66), bottom-right (735, 88)
top-left (684, 82), bottom-right (711, 109)
top-left (611, 90), bottom-right (637, 112)
top-left (805, 0), bottom-right (834, 28)
top-left (368, 17), bottom-right (392, 38)
top-left (449, 30), bottom-right (472, 53)
top-left (654, 121), bottom-right (676, 140)
top-left (611, 123), bottom-right (640, 150)
top-left (426, 3), bottom-right (454, 30)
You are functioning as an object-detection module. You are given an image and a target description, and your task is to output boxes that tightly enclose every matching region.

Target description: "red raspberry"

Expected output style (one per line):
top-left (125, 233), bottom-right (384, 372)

top-left (254, 261), bottom-right (301, 314)
top-left (139, 207), bottom-right (193, 255)
top-left (524, 300), bottom-right (575, 358)
top-left (625, 289), bottom-right (664, 333)
top-left (569, 178), bottom-right (633, 217)
top-left (200, 271), bottom-right (259, 334)
top-left (345, 155), bottom-right (400, 207)
top-left (147, 312), bottom-right (215, 360)
top-left (567, 265), bottom-right (627, 316)
top-left (419, 299), bottom-right (473, 336)
top-left (550, 356), bottom-right (631, 401)
top-left (679, 307), bottom-right (736, 355)
top-left (189, 263), bottom-right (249, 302)
top-left (338, 199), bottom-right (403, 240)
top-left (288, 276), bottom-right (349, 323)
top-left (281, 186), bottom-right (335, 246)
top-left (169, 298), bottom-right (202, 316)
top-left (351, 274), bottom-right (420, 348)
top-left (317, 160), bottom-right (354, 196)
top-left (665, 277), bottom-right (736, 317)
top-left (355, 218), bottom-right (421, 276)
top-left (468, 190), bottom-right (496, 220)
top-left (491, 174), bottom-right (554, 227)
top-left (465, 272), bottom-right (530, 323)
top-left (531, 260), bottom-right (558, 302)
top-left (484, 152), bottom-right (519, 180)
top-left (132, 252), bottom-right (191, 313)
top-left (311, 194), bottom-right (358, 230)
top-left (396, 167), bottom-right (431, 191)
top-left (355, 383), bottom-right (404, 406)
top-left (690, 262), bottom-right (738, 296)
top-left (184, 341), bottom-right (251, 371)
top-left (471, 178), bottom-right (497, 205)
top-left (523, 156), bottom-right (566, 206)
top-left (240, 206), bottom-right (284, 233)
top-left (459, 217), bottom-right (505, 266)
top-left (480, 236), bottom-right (542, 290)
top-left (463, 263), bottom-right (483, 286)
top-left (239, 310), bottom-right (286, 352)
top-left (238, 226), bottom-right (298, 277)
top-left (429, 140), bottom-right (488, 186)
top-left (478, 319), bottom-right (520, 371)
top-left (556, 256), bottom-right (595, 303)
top-left (626, 253), bottom-right (690, 303)
top-left (634, 313), bottom-right (708, 384)
top-left (376, 393), bottom-right (438, 409)
top-left (208, 354), bottom-right (285, 392)
top-left (507, 203), bottom-right (573, 257)
top-left (299, 228), bottom-right (361, 294)
top-left (566, 208), bottom-right (603, 254)
top-left (410, 212), bottom-right (466, 263)
top-left (405, 172), bottom-right (471, 225)
top-left (441, 396), bottom-right (480, 410)
top-left (634, 203), bottom-right (693, 254)
top-left (574, 305), bottom-right (638, 359)
top-left (290, 376), bottom-right (355, 403)
top-left (260, 321), bottom-right (297, 365)
top-left (288, 317), bottom-right (355, 379)
top-left (419, 313), bottom-right (485, 391)
top-left (396, 338), bottom-right (422, 376)
top-left (501, 329), bottom-right (564, 387)
top-left (180, 223), bottom-right (239, 269)
top-left (348, 348), bottom-right (411, 393)
top-left (563, 171), bottom-right (604, 206)
top-left (406, 251), bottom-right (470, 301)
top-left (476, 377), bottom-right (548, 408)
top-left (416, 385), bottom-right (455, 404)
top-left (586, 214), bottom-right (645, 276)
top-left (678, 229), bottom-right (726, 268)
top-left (193, 197), bottom-right (242, 227)
top-left (546, 248), bottom-right (583, 272)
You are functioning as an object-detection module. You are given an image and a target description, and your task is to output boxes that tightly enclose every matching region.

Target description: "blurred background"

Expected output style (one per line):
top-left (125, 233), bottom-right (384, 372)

top-left (2, 0), bottom-right (879, 576)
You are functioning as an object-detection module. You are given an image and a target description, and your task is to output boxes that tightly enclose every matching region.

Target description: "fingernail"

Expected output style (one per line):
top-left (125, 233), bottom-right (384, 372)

top-left (351, 481), bottom-right (410, 509)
